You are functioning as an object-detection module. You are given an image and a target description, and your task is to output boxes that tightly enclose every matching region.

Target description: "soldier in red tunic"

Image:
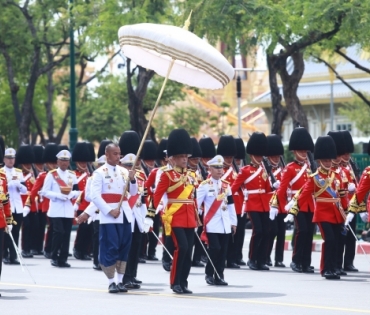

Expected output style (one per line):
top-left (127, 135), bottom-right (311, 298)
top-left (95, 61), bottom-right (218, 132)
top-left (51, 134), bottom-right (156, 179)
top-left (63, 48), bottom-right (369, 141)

top-left (72, 142), bottom-right (94, 261)
top-left (154, 129), bottom-right (198, 294)
top-left (266, 135), bottom-right (286, 268)
top-left (270, 127), bottom-right (315, 273)
top-left (287, 136), bottom-right (346, 280)
top-left (232, 132), bottom-right (272, 271)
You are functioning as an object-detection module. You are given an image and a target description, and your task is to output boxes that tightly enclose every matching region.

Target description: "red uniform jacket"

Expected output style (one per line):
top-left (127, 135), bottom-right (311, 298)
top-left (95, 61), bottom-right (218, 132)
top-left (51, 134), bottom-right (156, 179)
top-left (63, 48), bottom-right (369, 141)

top-left (0, 170), bottom-right (11, 229)
top-left (341, 165), bottom-right (356, 201)
top-left (231, 164), bottom-right (271, 213)
top-left (350, 166), bottom-right (370, 213)
top-left (154, 167), bottom-right (197, 229)
top-left (266, 166), bottom-right (283, 213)
top-left (276, 161), bottom-right (314, 213)
top-left (331, 166), bottom-right (349, 210)
top-left (295, 168), bottom-right (345, 224)
top-left (75, 170), bottom-right (90, 211)
top-left (22, 171), bottom-right (37, 212)
top-left (145, 168), bottom-right (158, 207)
top-left (222, 166), bottom-right (237, 186)
top-left (30, 172), bottom-right (49, 213)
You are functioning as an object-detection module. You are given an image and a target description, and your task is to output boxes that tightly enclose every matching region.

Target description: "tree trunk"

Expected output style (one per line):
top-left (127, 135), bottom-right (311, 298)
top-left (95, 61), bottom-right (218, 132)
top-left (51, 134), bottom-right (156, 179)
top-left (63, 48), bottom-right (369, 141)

top-left (126, 58), bottom-right (155, 139)
top-left (45, 68), bottom-right (56, 142)
top-left (267, 54), bottom-right (288, 136)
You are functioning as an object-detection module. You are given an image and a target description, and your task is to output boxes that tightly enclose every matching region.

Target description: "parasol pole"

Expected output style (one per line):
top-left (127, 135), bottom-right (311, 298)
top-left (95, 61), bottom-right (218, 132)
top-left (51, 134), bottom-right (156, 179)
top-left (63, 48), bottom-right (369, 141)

top-left (116, 11), bottom-right (193, 212)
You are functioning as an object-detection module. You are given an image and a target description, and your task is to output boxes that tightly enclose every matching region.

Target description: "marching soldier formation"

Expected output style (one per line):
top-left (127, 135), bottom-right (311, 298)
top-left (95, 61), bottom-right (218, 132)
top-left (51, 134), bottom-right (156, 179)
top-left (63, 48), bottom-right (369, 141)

top-left (0, 126), bottom-right (369, 297)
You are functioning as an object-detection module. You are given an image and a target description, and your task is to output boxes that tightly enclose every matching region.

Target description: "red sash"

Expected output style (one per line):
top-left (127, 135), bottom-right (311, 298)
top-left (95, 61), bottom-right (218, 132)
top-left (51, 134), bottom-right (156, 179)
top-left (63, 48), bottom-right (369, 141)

top-left (201, 181), bottom-right (228, 244)
top-left (51, 170), bottom-right (70, 193)
top-left (128, 194), bottom-right (140, 209)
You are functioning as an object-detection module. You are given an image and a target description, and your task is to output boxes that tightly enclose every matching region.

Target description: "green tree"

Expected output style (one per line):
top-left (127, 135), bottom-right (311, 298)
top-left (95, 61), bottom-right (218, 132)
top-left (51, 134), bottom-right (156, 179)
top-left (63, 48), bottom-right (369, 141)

top-left (339, 95), bottom-right (370, 135)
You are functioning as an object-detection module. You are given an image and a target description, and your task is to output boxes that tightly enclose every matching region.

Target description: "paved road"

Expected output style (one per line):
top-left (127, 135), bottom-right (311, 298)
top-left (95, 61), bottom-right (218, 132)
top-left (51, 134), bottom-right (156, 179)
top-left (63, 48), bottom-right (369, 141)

top-left (1, 231), bottom-right (370, 315)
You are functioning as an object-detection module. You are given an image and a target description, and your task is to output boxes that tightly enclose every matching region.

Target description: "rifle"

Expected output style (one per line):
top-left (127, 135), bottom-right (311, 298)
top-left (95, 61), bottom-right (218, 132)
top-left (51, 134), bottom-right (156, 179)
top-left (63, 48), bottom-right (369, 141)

top-left (141, 161), bottom-right (150, 177)
top-left (307, 151), bottom-right (317, 173)
top-left (280, 156), bottom-right (286, 168)
top-left (198, 162), bottom-right (208, 181)
top-left (349, 158), bottom-right (360, 183)
top-left (232, 159), bottom-right (240, 173)
top-left (262, 156), bottom-right (277, 189)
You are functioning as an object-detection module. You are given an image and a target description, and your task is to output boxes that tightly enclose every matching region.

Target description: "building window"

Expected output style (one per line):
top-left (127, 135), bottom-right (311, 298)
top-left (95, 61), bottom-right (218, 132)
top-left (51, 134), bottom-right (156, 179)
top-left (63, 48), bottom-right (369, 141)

top-left (336, 124), bottom-right (352, 131)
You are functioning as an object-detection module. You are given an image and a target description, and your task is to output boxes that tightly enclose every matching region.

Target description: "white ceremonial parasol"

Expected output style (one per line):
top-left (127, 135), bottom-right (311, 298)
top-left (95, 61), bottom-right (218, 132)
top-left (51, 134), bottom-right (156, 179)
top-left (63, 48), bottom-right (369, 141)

top-left (115, 13), bottom-right (234, 208)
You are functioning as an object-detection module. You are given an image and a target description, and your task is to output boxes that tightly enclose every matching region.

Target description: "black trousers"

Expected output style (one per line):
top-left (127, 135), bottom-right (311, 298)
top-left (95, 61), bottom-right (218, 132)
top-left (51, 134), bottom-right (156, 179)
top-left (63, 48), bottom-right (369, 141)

top-left (44, 217), bottom-right (53, 253)
top-left (35, 212), bottom-right (47, 252)
top-left (170, 228), bottom-right (194, 286)
top-left (22, 212), bottom-right (39, 252)
top-left (206, 233), bottom-right (229, 279)
top-left (124, 221), bottom-right (143, 281)
top-left (268, 213), bottom-right (286, 263)
top-left (93, 220), bottom-right (100, 266)
top-left (4, 213), bottom-right (23, 260)
top-left (344, 215), bottom-right (356, 267)
top-left (292, 211), bottom-right (314, 268)
top-left (227, 213), bottom-right (246, 264)
top-left (74, 210), bottom-right (93, 255)
top-left (192, 225), bottom-right (204, 263)
top-left (248, 212), bottom-right (270, 265)
top-left (51, 218), bottom-right (73, 263)
top-left (147, 213), bottom-right (160, 256)
top-left (318, 222), bottom-right (342, 273)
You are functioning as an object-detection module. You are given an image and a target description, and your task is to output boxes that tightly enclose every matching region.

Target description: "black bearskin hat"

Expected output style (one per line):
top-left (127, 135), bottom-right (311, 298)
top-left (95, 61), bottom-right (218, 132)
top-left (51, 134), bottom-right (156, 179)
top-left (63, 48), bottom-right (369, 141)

top-left (32, 145), bottom-right (44, 164)
top-left (0, 136), bottom-right (5, 155)
top-left (341, 130), bottom-right (354, 153)
top-left (0, 147), bottom-right (3, 165)
top-left (314, 136), bottom-right (337, 160)
top-left (288, 127), bottom-right (314, 152)
top-left (43, 143), bottom-right (59, 163)
top-left (98, 140), bottom-right (113, 158)
top-left (246, 132), bottom-right (267, 156)
top-left (86, 142), bottom-right (96, 162)
top-left (167, 129), bottom-right (192, 157)
top-left (327, 131), bottom-right (346, 156)
top-left (141, 140), bottom-right (157, 160)
top-left (216, 135), bottom-right (236, 157)
top-left (157, 139), bottom-right (168, 160)
top-left (16, 145), bottom-right (35, 165)
top-left (58, 144), bottom-right (69, 153)
top-left (266, 134), bottom-right (284, 156)
top-left (119, 131), bottom-right (140, 156)
top-left (199, 137), bottom-right (216, 158)
top-left (72, 142), bottom-right (91, 162)
top-left (234, 138), bottom-right (246, 160)
top-left (190, 138), bottom-right (202, 158)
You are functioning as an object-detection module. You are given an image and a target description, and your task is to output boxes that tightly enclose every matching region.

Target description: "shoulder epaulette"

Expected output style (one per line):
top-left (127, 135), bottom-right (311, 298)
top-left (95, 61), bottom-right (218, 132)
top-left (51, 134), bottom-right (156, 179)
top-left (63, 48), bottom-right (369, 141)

top-left (49, 169), bottom-right (57, 173)
top-left (309, 171), bottom-right (318, 178)
top-left (221, 178), bottom-right (230, 185)
top-left (0, 169), bottom-right (5, 174)
top-left (200, 179), bottom-right (211, 185)
top-left (163, 168), bottom-right (172, 172)
top-left (68, 170), bottom-right (76, 174)
top-left (15, 168), bottom-right (22, 172)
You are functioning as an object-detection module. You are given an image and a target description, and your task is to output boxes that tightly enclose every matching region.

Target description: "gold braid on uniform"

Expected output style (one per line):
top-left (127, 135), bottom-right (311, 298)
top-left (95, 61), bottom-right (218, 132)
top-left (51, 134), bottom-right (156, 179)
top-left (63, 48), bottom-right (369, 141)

top-left (348, 194), bottom-right (359, 213)
top-left (146, 197), bottom-right (156, 219)
top-left (269, 192), bottom-right (279, 208)
top-left (288, 189), bottom-right (302, 216)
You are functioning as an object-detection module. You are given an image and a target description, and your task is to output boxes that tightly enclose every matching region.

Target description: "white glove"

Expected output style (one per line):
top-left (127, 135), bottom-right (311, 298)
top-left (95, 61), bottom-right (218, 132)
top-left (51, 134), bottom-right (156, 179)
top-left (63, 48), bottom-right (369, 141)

top-left (348, 183), bottom-right (356, 192)
top-left (87, 212), bottom-right (97, 224)
top-left (198, 209), bottom-right (203, 215)
top-left (345, 212), bottom-right (355, 226)
top-left (23, 206), bottom-right (31, 217)
top-left (143, 217), bottom-right (154, 233)
top-left (284, 214), bottom-right (294, 223)
top-left (6, 225), bottom-right (13, 233)
top-left (360, 212), bottom-right (368, 223)
top-left (272, 180), bottom-right (280, 189)
top-left (68, 191), bottom-right (80, 200)
top-left (269, 207), bottom-right (278, 220)
top-left (284, 199), bottom-right (295, 212)
top-left (243, 189), bottom-right (248, 201)
top-left (73, 203), bottom-right (79, 212)
top-left (57, 194), bottom-right (68, 201)
top-left (155, 204), bottom-right (164, 215)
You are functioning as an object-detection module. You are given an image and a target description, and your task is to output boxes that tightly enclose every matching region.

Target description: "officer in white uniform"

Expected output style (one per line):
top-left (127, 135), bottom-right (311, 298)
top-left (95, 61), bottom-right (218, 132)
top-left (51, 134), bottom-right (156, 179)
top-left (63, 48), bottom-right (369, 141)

top-left (42, 149), bottom-right (80, 267)
top-left (196, 155), bottom-right (237, 286)
top-left (2, 148), bottom-right (27, 265)
top-left (90, 143), bottom-right (137, 294)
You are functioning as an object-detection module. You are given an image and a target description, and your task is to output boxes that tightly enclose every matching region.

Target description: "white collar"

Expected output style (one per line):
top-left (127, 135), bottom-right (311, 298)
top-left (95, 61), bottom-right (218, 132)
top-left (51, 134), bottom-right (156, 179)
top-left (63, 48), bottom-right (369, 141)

top-left (105, 162), bottom-right (117, 171)
top-left (4, 166), bottom-right (13, 172)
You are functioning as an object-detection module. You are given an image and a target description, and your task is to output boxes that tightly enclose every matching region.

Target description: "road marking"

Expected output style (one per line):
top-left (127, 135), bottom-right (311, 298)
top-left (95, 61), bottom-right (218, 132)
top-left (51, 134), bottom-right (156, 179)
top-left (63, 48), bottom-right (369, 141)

top-left (2, 282), bottom-right (370, 313)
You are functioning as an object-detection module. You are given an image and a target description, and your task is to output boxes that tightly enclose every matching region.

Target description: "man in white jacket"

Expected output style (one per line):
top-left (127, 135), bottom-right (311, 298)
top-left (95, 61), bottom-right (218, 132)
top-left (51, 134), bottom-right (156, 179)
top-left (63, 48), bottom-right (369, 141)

top-left (196, 155), bottom-right (237, 286)
top-left (90, 143), bottom-right (137, 294)
top-left (42, 149), bottom-right (80, 268)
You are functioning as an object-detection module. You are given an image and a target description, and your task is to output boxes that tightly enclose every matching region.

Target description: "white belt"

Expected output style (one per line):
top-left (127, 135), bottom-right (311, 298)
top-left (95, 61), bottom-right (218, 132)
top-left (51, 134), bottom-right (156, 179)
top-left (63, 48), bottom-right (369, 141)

top-left (291, 190), bottom-right (299, 194)
top-left (248, 189), bottom-right (266, 194)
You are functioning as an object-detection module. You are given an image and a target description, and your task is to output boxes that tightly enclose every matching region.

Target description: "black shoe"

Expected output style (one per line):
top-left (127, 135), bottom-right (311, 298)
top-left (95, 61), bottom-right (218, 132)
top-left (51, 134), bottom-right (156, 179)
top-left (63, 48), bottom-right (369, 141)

top-left (181, 286), bottom-right (193, 294)
top-left (147, 255), bottom-right (158, 261)
top-left (236, 259), bottom-right (247, 266)
top-left (21, 251), bottom-right (33, 258)
top-left (93, 264), bottom-right (102, 271)
top-left (51, 260), bottom-right (60, 267)
top-left (162, 261), bottom-right (171, 271)
top-left (31, 250), bottom-right (43, 256)
top-left (73, 248), bottom-right (82, 260)
top-left (123, 281), bottom-right (140, 289)
top-left (302, 267), bottom-right (314, 273)
top-left (274, 261), bottom-right (286, 268)
top-left (3, 257), bottom-right (11, 265)
top-left (132, 277), bottom-right (142, 284)
top-left (309, 266), bottom-right (314, 270)
top-left (214, 278), bottom-right (228, 286)
top-left (226, 262), bottom-right (240, 269)
top-left (43, 252), bottom-right (52, 259)
top-left (266, 258), bottom-right (272, 267)
top-left (138, 258), bottom-right (146, 264)
top-left (205, 275), bottom-right (215, 285)
top-left (172, 285), bottom-right (183, 294)
top-left (290, 262), bottom-right (302, 273)
top-left (109, 282), bottom-right (119, 293)
top-left (59, 262), bottom-right (71, 268)
top-left (192, 261), bottom-right (205, 267)
top-left (201, 255), bottom-right (208, 263)
top-left (81, 254), bottom-right (92, 261)
top-left (248, 261), bottom-right (259, 271)
top-left (323, 270), bottom-right (340, 280)
top-left (117, 283), bottom-right (128, 293)
top-left (335, 268), bottom-right (347, 276)
top-left (258, 264), bottom-right (270, 271)
top-left (10, 259), bottom-right (20, 265)
top-left (344, 265), bottom-right (358, 272)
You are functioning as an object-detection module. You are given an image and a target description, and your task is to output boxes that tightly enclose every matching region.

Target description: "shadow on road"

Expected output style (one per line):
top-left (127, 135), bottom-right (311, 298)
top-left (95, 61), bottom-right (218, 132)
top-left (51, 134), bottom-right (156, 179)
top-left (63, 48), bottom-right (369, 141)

top-left (193, 291), bottom-right (285, 299)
